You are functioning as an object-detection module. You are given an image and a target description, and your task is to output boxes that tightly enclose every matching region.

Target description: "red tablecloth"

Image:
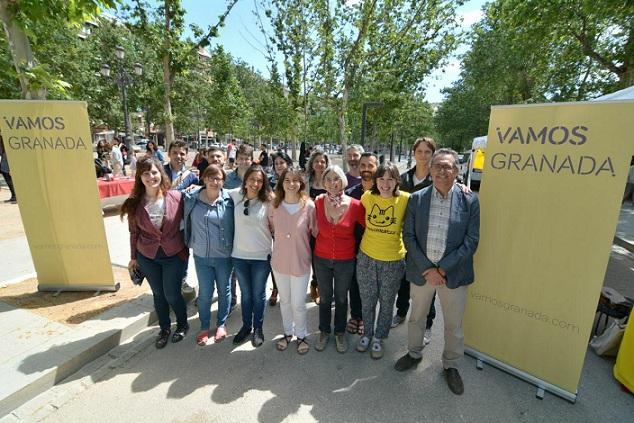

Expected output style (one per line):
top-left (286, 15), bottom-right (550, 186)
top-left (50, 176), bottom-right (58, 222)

top-left (97, 177), bottom-right (135, 199)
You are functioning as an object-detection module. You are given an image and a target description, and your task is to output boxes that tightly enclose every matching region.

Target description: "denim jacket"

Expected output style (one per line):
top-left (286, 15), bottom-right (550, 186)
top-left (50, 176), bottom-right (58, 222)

top-left (183, 187), bottom-right (234, 251)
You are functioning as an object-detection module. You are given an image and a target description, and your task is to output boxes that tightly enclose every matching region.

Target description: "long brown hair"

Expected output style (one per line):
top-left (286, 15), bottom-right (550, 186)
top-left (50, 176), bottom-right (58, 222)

top-left (240, 165), bottom-right (271, 203)
top-left (120, 156), bottom-right (171, 220)
top-left (273, 167), bottom-right (307, 208)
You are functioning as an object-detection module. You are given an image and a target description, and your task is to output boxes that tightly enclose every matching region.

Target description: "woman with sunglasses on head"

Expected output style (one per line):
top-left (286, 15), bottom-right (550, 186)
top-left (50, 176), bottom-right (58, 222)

top-left (228, 164), bottom-right (273, 347)
top-left (268, 167), bottom-right (317, 354)
top-left (121, 155), bottom-right (189, 349)
top-left (183, 164), bottom-right (235, 346)
top-left (356, 162), bottom-right (410, 359)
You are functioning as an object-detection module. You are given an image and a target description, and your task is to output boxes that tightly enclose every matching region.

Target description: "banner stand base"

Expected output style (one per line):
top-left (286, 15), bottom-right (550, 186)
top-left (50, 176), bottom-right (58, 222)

top-left (465, 347), bottom-right (577, 403)
top-left (37, 283), bottom-right (121, 293)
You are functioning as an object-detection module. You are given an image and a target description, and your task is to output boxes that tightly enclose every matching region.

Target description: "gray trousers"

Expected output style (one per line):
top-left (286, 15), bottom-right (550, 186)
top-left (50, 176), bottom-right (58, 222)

top-left (356, 251), bottom-right (405, 339)
top-left (408, 283), bottom-right (467, 369)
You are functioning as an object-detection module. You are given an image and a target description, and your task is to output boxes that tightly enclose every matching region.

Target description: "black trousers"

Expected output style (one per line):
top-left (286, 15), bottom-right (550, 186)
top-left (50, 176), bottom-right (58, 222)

top-left (395, 277), bottom-right (436, 329)
top-left (1, 171), bottom-right (16, 200)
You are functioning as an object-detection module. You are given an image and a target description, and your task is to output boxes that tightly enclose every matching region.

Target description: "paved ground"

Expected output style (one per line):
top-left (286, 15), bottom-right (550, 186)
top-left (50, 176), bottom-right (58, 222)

top-left (7, 275), bottom-right (634, 423)
top-left (0, 156), bottom-right (633, 422)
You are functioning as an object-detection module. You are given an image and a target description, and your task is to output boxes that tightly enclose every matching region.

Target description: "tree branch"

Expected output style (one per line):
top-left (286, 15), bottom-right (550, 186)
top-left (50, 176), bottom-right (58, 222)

top-left (190, 0), bottom-right (239, 53)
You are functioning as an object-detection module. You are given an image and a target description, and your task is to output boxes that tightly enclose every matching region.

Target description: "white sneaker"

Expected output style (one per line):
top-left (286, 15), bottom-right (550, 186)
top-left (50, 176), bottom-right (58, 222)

top-left (424, 329), bottom-right (432, 345)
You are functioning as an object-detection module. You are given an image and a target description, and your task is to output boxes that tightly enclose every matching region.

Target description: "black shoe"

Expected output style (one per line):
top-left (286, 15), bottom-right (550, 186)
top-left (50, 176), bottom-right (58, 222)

top-left (444, 368), bottom-right (464, 395)
top-left (394, 353), bottom-right (422, 371)
top-left (252, 328), bottom-right (264, 347)
top-left (233, 326), bottom-right (252, 345)
top-left (171, 323), bottom-right (189, 343)
top-left (4, 198), bottom-right (16, 203)
top-left (155, 329), bottom-right (171, 349)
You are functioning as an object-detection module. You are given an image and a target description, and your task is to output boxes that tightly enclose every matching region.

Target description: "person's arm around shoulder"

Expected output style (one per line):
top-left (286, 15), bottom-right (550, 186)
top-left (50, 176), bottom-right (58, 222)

top-left (402, 191), bottom-right (435, 275)
top-left (307, 199), bottom-right (318, 237)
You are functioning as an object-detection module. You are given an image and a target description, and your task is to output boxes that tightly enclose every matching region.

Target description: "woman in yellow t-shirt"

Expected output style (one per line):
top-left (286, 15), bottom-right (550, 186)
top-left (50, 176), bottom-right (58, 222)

top-left (357, 162), bottom-right (410, 359)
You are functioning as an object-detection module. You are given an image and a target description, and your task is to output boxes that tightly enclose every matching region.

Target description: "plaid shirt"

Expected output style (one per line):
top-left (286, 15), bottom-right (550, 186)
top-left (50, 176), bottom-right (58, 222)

top-left (426, 185), bottom-right (453, 264)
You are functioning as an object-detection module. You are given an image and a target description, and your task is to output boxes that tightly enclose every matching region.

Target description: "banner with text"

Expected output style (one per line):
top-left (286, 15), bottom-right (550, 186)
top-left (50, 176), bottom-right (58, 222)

top-left (0, 100), bottom-right (115, 291)
top-left (464, 100), bottom-right (634, 397)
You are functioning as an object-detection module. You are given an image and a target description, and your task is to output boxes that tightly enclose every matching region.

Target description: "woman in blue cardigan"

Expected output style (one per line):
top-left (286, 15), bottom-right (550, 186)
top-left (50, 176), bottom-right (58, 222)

top-left (183, 164), bottom-right (235, 346)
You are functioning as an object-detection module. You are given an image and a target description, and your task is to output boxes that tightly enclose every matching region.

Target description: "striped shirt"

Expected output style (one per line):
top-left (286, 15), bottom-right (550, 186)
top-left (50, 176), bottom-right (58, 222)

top-left (426, 186), bottom-right (453, 264)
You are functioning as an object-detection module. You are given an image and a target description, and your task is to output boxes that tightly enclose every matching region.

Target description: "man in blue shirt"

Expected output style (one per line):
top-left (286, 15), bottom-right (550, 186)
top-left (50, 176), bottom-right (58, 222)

top-left (163, 140), bottom-right (199, 191)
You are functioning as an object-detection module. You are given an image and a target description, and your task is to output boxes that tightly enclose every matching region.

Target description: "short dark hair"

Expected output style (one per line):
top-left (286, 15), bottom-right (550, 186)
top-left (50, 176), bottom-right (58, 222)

top-left (360, 151), bottom-right (378, 161)
top-left (370, 162), bottom-right (401, 196)
top-left (412, 137), bottom-right (437, 154)
top-left (169, 140), bottom-right (188, 153)
top-left (207, 145), bottom-right (224, 155)
top-left (237, 144), bottom-right (254, 159)
top-left (271, 151), bottom-right (293, 167)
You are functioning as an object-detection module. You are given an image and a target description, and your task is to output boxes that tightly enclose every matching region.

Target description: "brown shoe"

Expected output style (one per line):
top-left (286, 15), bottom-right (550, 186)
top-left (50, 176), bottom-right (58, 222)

top-left (269, 288), bottom-right (278, 306)
top-left (444, 368), bottom-right (464, 395)
top-left (310, 285), bottom-right (320, 304)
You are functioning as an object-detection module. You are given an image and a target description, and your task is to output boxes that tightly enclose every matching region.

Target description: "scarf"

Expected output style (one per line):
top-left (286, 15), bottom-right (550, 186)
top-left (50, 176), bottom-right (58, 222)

top-left (326, 190), bottom-right (344, 208)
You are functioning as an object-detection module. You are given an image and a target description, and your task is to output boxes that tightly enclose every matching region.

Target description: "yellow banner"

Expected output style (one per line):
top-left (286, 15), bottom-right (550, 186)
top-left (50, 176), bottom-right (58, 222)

top-left (464, 100), bottom-right (634, 396)
top-left (0, 100), bottom-right (115, 291)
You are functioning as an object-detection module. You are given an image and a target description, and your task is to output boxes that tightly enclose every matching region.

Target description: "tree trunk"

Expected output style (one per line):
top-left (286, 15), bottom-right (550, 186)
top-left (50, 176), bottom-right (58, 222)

top-left (162, 0), bottom-right (175, 150)
top-left (0, 0), bottom-right (45, 99)
top-left (337, 86), bottom-right (349, 172)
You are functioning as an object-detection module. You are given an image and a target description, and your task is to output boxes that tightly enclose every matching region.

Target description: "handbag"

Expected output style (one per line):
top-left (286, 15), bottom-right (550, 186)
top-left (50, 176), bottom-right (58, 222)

top-left (590, 318), bottom-right (627, 357)
top-left (129, 265), bottom-right (145, 286)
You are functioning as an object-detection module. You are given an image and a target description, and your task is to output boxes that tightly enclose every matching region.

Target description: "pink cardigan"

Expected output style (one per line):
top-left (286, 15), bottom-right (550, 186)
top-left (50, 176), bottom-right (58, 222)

top-left (129, 190), bottom-right (187, 260)
top-left (268, 200), bottom-right (317, 276)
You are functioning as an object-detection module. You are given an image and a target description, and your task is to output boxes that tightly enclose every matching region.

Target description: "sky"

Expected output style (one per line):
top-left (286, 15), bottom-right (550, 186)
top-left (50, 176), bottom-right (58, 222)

top-left (179, 0), bottom-right (487, 103)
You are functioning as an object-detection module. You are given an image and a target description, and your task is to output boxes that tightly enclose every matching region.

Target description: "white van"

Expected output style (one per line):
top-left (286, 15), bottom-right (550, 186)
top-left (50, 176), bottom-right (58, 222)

top-left (466, 135), bottom-right (487, 189)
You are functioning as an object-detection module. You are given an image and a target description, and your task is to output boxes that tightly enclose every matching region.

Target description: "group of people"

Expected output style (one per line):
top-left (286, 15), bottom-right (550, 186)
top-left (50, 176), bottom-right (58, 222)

top-left (121, 138), bottom-right (480, 395)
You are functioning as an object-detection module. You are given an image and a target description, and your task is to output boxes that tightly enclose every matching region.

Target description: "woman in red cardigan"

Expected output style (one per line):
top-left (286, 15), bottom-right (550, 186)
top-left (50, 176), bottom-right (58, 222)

top-left (313, 165), bottom-right (365, 353)
top-left (121, 156), bottom-right (189, 349)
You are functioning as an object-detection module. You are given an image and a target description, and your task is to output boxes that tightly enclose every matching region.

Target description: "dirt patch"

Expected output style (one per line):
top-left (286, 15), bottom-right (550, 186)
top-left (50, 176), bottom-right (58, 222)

top-left (0, 266), bottom-right (151, 326)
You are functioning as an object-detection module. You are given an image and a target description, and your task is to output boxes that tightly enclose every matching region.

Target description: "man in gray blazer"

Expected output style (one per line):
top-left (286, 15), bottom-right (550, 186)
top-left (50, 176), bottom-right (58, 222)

top-left (394, 148), bottom-right (480, 396)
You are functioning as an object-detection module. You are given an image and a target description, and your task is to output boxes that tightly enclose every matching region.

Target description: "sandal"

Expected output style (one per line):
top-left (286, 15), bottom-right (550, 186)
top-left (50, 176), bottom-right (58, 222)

top-left (276, 334), bottom-right (293, 351)
top-left (357, 320), bottom-right (365, 336)
top-left (196, 330), bottom-right (210, 346)
top-left (346, 318), bottom-right (359, 334)
top-left (297, 337), bottom-right (310, 355)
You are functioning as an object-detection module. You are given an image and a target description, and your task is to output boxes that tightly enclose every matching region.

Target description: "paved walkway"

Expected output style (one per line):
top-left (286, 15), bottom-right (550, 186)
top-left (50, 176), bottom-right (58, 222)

top-left (0, 168), bottom-right (632, 420)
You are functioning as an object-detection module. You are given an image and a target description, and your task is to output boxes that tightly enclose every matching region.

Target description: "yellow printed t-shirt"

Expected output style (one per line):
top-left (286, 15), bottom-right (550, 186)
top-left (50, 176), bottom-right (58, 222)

top-left (359, 190), bottom-right (410, 261)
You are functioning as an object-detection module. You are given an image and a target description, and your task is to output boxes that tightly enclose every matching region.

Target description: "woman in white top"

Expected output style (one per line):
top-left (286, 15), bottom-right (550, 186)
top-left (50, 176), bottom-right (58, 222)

top-left (228, 165), bottom-right (273, 348)
top-left (268, 167), bottom-right (317, 354)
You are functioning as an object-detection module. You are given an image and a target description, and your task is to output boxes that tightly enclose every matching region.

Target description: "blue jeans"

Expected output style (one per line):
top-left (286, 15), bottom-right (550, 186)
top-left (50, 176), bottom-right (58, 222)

top-left (194, 255), bottom-right (232, 330)
top-left (137, 250), bottom-right (188, 331)
top-left (232, 257), bottom-right (271, 330)
top-left (313, 256), bottom-right (356, 334)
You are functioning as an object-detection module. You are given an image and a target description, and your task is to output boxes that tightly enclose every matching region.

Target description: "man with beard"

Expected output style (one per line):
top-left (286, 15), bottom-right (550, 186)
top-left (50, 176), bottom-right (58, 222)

top-left (345, 144), bottom-right (364, 188)
top-left (343, 151), bottom-right (377, 336)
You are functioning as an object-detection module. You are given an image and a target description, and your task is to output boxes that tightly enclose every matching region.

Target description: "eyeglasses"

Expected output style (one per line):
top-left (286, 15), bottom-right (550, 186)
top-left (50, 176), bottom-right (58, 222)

top-left (243, 199), bottom-right (250, 216)
top-left (205, 177), bottom-right (223, 183)
top-left (431, 164), bottom-right (455, 172)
